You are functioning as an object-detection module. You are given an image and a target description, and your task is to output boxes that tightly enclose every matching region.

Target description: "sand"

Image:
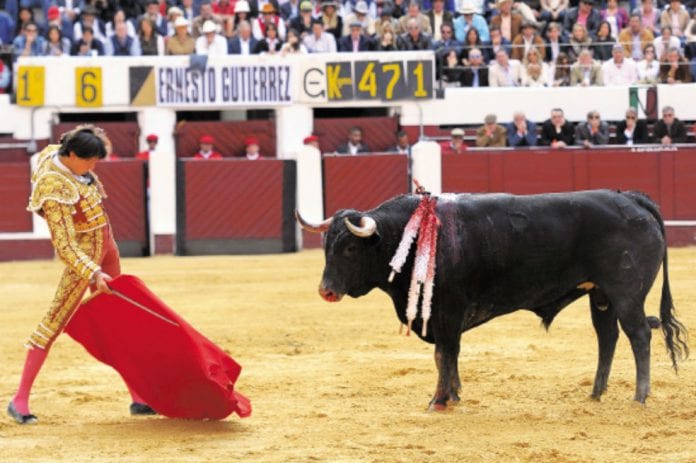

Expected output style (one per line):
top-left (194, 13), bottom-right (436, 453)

top-left (1, 248), bottom-right (695, 463)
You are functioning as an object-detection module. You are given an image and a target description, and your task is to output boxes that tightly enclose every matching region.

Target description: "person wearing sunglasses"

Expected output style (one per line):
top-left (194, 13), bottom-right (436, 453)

top-left (575, 110), bottom-right (609, 148)
top-left (12, 22), bottom-right (46, 60)
top-left (614, 107), bottom-right (649, 145)
top-left (652, 105), bottom-right (688, 145)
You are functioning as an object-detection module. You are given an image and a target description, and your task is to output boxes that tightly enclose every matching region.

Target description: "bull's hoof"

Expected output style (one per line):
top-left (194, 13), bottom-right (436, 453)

top-left (589, 393), bottom-right (602, 402)
top-left (428, 402), bottom-right (448, 412)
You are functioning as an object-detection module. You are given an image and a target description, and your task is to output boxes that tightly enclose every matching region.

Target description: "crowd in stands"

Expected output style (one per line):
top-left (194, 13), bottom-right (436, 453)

top-left (1, 0), bottom-right (696, 94)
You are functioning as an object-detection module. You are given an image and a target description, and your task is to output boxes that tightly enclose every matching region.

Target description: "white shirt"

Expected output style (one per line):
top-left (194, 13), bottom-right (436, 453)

top-left (195, 34), bottom-right (228, 55)
top-left (637, 59), bottom-right (660, 82)
top-left (303, 32), bottom-right (337, 53)
top-left (601, 58), bottom-right (638, 86)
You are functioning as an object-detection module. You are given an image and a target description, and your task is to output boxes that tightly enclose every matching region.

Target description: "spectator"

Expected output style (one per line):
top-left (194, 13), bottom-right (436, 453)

top-left (600, 0), bottom-right (628, 39)
top-left (253, 3), bottom-right (287, 41)
top-left (0, 57), bottom-right (10, 93)
top-left (396, 17), bottom-right (431, 50)
top-left (540, 108), bottom-right (575, 148)
top-left (453, 2), bottom-right (489, 43)
top-left (507, 111), bottom-right (538, 147)
top-left (564, 0), bottom-right (602, 36)
top-left (550, 51), bottom-right (571, 85)
top-left (511, 20), bottom-right (546, 61)
top-left (575, 110), bottom-right (609, 147)
top-left (45, 5), bottom-right (73, 43)
top-left (544, 22), bottom-right (568, 63)
top-left (653, 26), bottom-right (681, 61)
top-left (303, 135), bottom-right (320, 149)
top-left (483, 26), bottom-right (512, 62)
top-left (73, 6), bottom-right (106, 44)
top-left (166, 7), bottom-right (185, 37)
top-left (304, 19), bottom-right (338, 52)
top-left (399, 1), bottom-right (432, 36)
top-left (637, 44), bottom-right (660, 83)
top-left (441, 49), bottom-right (464, 86)
top-left (520, 47), bottom-right (550, 86)
top-left (71, 26), bottom-right (105, 56)
top-left (43, 24), bottom-right (71, 56)
top-left (389, 130), bottom-right (411, 154)
top-left (461, 47), bottom-right (489, 86)
top-left (375, 5), bottom-right (400, 40)
top-left (432, 22), bottom-right (461, 51)
top-left (343, 1), bottom-right (377, 36)
top-left (427, 0), bottom-right (453, 42)
top-left (460, 26), bottom-right (482, 63)
top-left (195, 20), bottom-right (228, 55)
top-left (192, 1), bottom-right (222, 38)
top-left (14, 7), bottom-right (37, 38)
top-left (602, 43), bottom-right (638, 85)
top-left (377, 21), bottom-right (398, 50)
top-left (106, 21), bottom-right (141, 56)
top-left (320, 0), bottom-right (343, 42)
top-left (592, 20), bottom-right (615, 61)
top-left (280, 0), bottom-right (302, 22)
top-left (652, 106), bottom-right (688, 145)
top-left (243, 136), bottom-right (264, 160)
top-left (106, 9), bottom-right (136, 39)
top-left (213, 0), bottom-right (235, 37)
top-left (281, 28), bottom-right (308, 54)
top-left (139, 18), bottom-right (164, 55)
top-left (570, 49), bottom-right (603, 85)
top-left (228, 20), bottom-right (258, 54)
top-left (339, 21), bottom-right (374, 51)
top-left (540, 0), bottom-right (569, 25)
top-left (136, 134), bottom-right (158, 161)
top-left (141, 0), bottom-right (168, 37)
top-left (290, 1), bottom-right (315, 37)
top-left (489, 0), bottom-right (522, 43)
top-left (489, 49), bottom-right (521, 86)
top-left (511, 0), bottom-right (546, 31)
top-left (193, 135), bottom-right (223, 159)
top-left (614, 107), bottom-right (649, 145)
top-left (568, 23), bottom-right (592, 62)
top-left (232, 1), bottom-right (252, 36)
top-left (660, 0), bottom-right (689, 41)
top-left (633, 0), bottom-right (659, 36)
top-left (618, 13), bottom-right (653, 61)
top-left (0, 11), bottom-right (14, 45)
top-left (253, 21), bottom-right (283, 54)
top-left (475, 114), bottom-right (506, 147)
top-left (13, 22), bottom-right (46, 60)
top-left (659, 46), bottom-right (693, 83)
top-left (336, 127), bottom-right (370, 155)
top-left (167, 17), bottom-right (195, 55)
top-left (441, 127), bottom-right (467, 154)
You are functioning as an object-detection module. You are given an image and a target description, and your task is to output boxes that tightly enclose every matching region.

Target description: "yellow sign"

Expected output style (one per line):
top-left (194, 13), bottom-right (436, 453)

top-left (75, 67), bottom-right (103, 107)
top-left (16, 66), bottom-right (45, 107)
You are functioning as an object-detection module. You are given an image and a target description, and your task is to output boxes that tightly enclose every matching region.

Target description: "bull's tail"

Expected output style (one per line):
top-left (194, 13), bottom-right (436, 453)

top-left (627, 191), bottom-right (689, 371)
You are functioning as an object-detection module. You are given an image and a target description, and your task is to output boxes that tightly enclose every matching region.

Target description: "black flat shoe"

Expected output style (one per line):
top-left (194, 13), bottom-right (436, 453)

top-left (129, 402), bottom-right (157, 416)
top-left (7, 401), bottom-right (38, 425)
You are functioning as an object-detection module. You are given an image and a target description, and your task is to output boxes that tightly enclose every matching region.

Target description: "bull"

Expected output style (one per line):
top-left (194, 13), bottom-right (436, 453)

top-left (297, 189), bottom-right (688, 409)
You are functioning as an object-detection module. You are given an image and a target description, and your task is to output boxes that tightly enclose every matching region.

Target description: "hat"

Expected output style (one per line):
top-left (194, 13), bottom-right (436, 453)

top-left (47, 5), bottom-right (60, 20)
top-left (354, 0), bottom-right (369, 14)
top-left (245, 136), bottom-right (259, 146)
top-left (235, 0), bottom-right (250, 12)
top-left (451, 128), bottom-right (465, 137)
top-left (458, 2), bottom-right (476, 14)
top-left (261, 3), bottom-right (276, 13)
top-left (174, 16), bottom-right (189, 27)
top-left (168, 6), bottom-right (183, 16)
top-left (200, 135), bottom-right (214, 144)
top-left (349, 20), bottom-right (363, 28)
top-left (484, 114), bottom-right (497, 124)
top-left (300, 0), bottom-right (313, 10)
top-left (303, 135), bottom-right (319, 144)
top-left (146, 134), bottom-right (159, 142)
top-left (321, 0), bottom-right (339, 9)
top-left (201, 20), bottom-right (217, 33)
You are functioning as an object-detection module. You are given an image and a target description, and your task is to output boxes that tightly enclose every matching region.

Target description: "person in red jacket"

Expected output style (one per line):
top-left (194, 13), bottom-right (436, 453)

top-left (136, 134), bottom-right (158, 161)
top-left (193, 135), bottom-right (223, 159)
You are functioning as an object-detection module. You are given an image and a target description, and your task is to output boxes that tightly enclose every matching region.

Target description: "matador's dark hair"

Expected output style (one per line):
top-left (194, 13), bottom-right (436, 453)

top-left (58, 124), bottom-right (110, 159)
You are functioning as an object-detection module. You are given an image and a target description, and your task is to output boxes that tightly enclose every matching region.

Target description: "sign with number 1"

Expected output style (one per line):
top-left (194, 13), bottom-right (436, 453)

top-left (16, 66), bottom-right (45, 107)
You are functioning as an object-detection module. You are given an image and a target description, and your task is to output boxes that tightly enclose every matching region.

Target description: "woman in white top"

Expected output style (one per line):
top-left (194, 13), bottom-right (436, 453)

top-left (636, 44), bottom-right (660, 83)
top-left (653, 25), bottom-right (681, 61)
top-left (520, 47), bottom-right (550, 86)
top-left (280, 28), bottom-right (309, 55)
top-left (105, 9), bottom-right (136, 38)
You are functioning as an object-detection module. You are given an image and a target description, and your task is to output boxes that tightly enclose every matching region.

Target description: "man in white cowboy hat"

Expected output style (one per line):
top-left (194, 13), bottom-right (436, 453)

top-left (166, 6), bottom-right (185, 36)
top-left (166, 16), bottom-right (196, 54)
top-left (453, 0), bottom-right (489, 42)
top-left (342, 0), bottom-right (376, 36)
top-left (398, 1), bottom-right (431, 35)
top-left (195, 20), bottom-right (229, 55)
top-left (253, 2), bottom-right (287, 41)
top-left (192, 1), bottom-right (223, 38)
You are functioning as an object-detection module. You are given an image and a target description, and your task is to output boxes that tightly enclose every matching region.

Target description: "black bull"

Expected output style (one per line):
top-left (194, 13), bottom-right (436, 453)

top-left (297, 189), bottom-right (689, 408)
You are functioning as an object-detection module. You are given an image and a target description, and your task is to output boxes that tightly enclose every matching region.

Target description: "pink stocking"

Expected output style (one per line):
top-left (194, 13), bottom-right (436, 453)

top-left (12, 348), bottom-right (49, 415)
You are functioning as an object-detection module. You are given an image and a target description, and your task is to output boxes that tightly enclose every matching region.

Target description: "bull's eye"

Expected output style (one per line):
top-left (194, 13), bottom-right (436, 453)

top-left (344, 243), bottom-right (358, 257)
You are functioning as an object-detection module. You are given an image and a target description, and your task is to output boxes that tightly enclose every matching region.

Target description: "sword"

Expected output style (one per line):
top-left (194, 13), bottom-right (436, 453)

top-left (110, 288), bottom-right (180, 327)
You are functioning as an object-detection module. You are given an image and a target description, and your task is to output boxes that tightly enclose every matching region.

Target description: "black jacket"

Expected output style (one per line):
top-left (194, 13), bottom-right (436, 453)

top-left (461, 67), bottom-right (489, 87)
top-left (652, 118), bottom-right (688, 143)
top-left (614, 119), bottom-right (650, 144)
top-left (539, 120), bottom-right (575, 146)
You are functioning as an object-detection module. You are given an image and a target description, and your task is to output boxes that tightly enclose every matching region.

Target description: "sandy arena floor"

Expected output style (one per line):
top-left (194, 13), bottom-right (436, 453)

top-left (1, 248), bottom-right (695, 463)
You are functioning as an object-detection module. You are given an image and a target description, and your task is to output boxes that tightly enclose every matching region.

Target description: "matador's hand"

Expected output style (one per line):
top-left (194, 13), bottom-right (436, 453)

top-left (95, 271), bottom-right (113, 295)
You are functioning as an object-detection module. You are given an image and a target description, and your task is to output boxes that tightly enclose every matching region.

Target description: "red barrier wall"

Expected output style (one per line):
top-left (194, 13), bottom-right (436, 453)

top-left (323, 154), bottom-right (410, 217)
top-left (177, 159), bottom-right (296, 255)
top-left (314, 116), bottom-right (399, 153)
top-left (175, 120), bottom-right (275, 158)
top-left (94, 160), bottom-right (149, 256)
top-left (0, 163), bottom-right (32, 232)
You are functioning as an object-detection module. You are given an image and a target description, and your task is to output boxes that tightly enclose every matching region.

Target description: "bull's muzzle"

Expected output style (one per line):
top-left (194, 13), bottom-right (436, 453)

top-left (318, 285), bottom-right (343, 302)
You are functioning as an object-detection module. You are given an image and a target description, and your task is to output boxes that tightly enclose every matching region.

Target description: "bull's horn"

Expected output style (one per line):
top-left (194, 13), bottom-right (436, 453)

top-left (295, 210), bottom-right (332, 233)
top-left (344, 216), bottom-right (377, 238)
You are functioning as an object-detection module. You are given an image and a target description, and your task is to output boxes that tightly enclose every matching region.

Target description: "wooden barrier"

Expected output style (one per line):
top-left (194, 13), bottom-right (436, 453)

top-left (0, 162), bottom-right (32, 233)
top-left (177, 158), bottom-right (296, 255)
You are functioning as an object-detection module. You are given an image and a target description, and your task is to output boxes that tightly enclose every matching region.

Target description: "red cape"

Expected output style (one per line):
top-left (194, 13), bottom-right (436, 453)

top-left (65, 275), bottom-right (251, 420)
